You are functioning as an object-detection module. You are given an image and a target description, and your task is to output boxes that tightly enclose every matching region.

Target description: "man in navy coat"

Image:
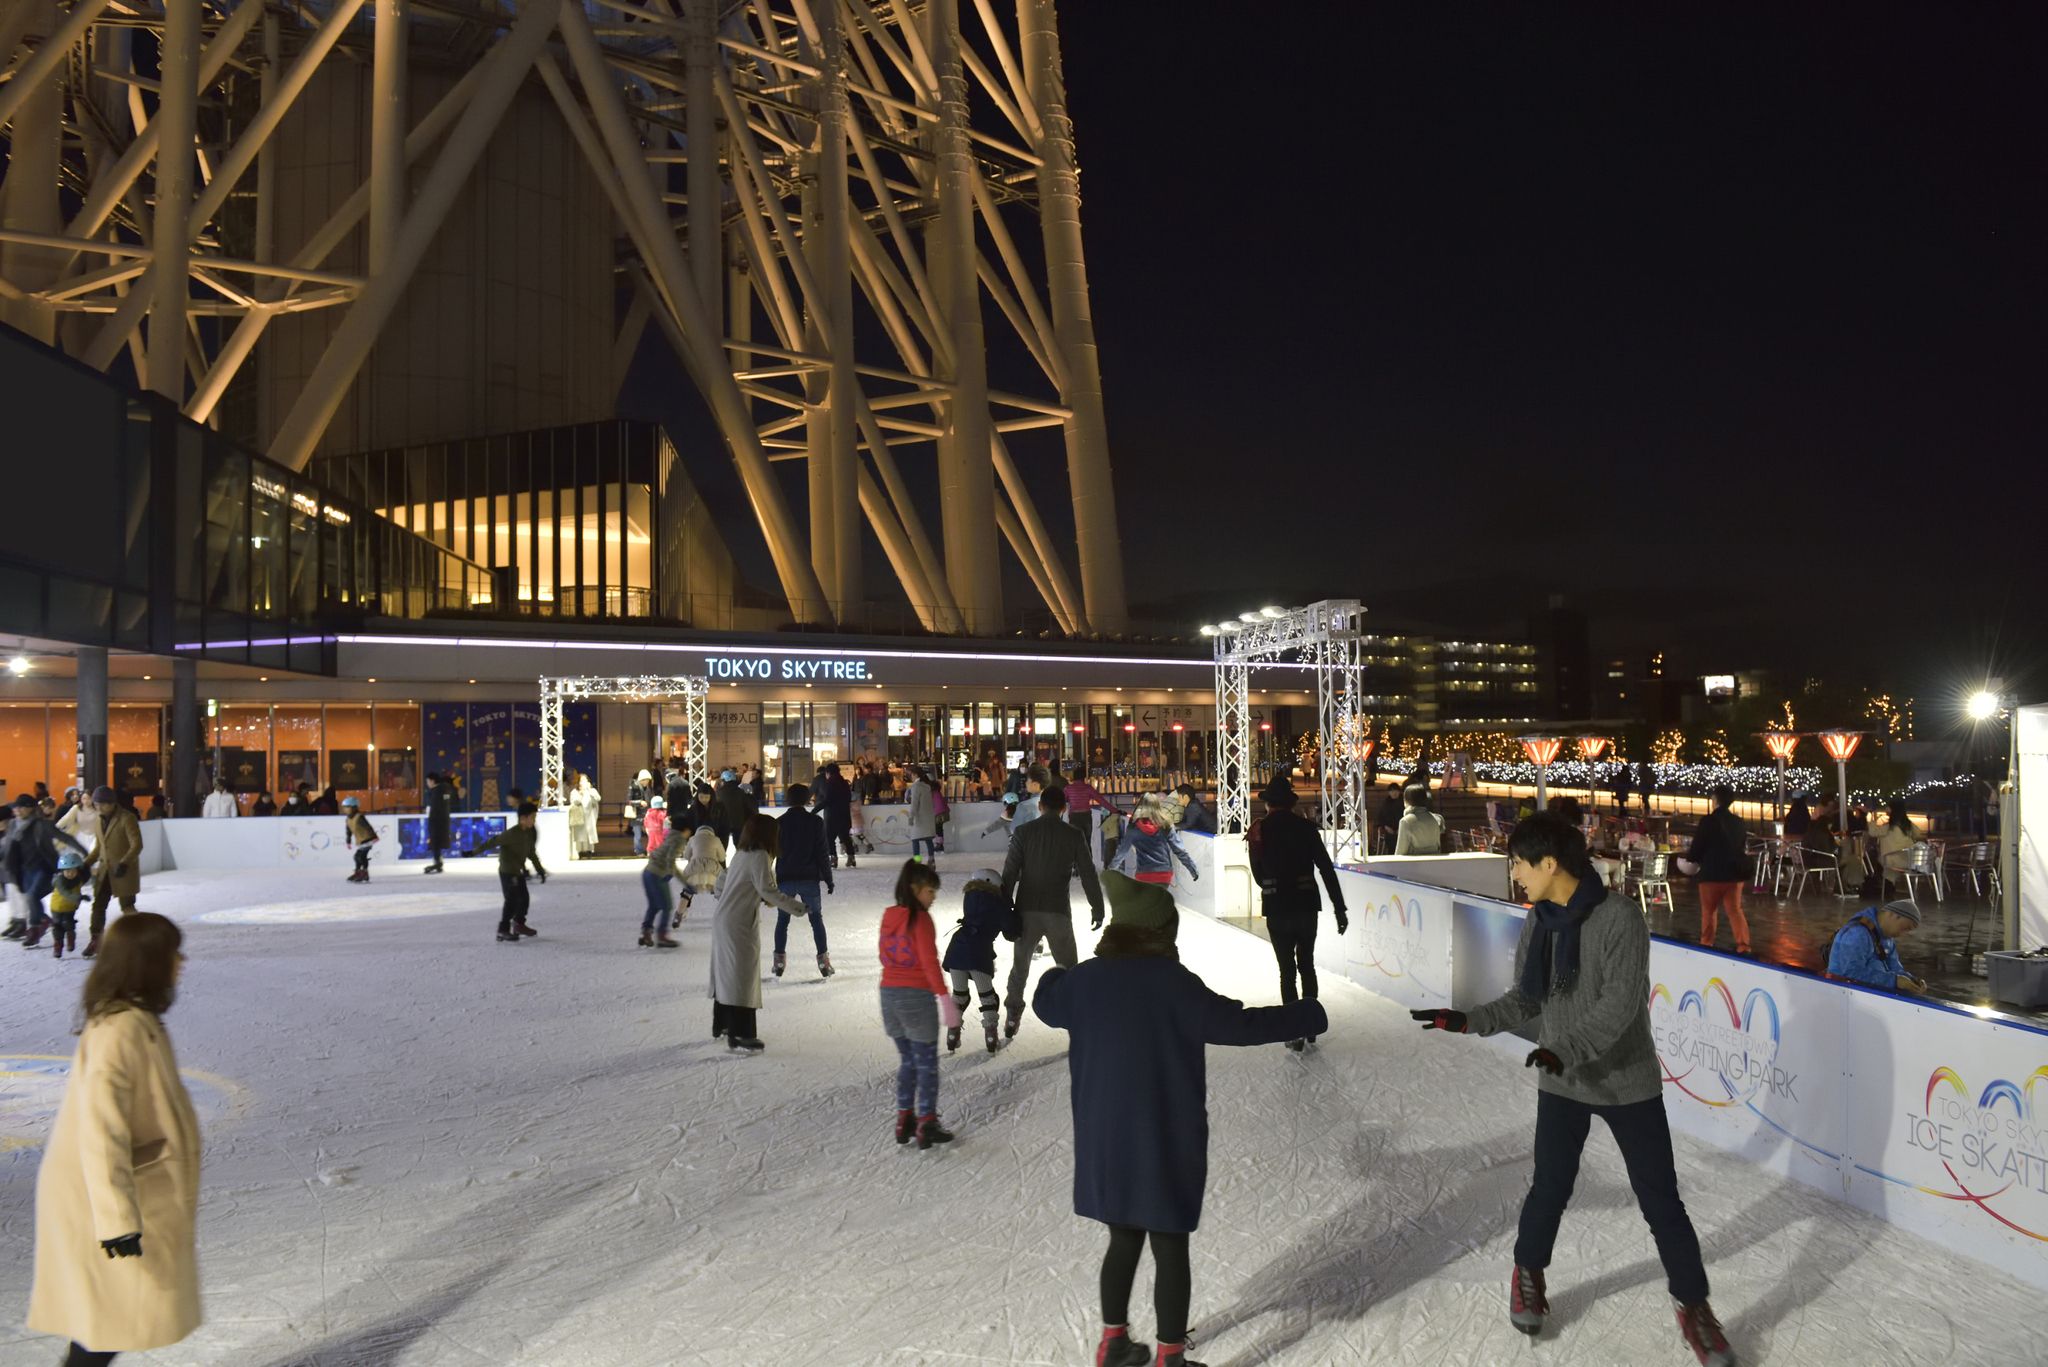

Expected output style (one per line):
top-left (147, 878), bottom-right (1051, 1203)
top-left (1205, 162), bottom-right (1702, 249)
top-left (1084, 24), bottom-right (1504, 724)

top-left (1034, 872), bottom-right (1325, 1367)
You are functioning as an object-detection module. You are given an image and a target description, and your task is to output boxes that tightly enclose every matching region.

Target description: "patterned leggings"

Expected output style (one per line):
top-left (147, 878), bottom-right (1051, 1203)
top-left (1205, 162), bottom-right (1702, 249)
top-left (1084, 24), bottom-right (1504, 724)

top-left (892, 1037), bottom-right (939, 1115)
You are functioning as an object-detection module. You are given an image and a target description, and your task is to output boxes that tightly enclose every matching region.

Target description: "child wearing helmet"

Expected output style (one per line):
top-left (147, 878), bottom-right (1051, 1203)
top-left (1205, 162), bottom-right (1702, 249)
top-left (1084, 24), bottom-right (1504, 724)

top-left (643, 793), bottom-right (670, 850)
top-left (342, 796), bottom-right (379, 883)
top-left (47, 849), bottom-right (87, 959)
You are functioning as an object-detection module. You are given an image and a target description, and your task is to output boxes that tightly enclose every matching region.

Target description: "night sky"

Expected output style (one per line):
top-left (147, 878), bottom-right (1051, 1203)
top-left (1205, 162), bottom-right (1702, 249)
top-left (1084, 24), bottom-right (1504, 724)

top-left (627, 4), bottom-right (2044, 704)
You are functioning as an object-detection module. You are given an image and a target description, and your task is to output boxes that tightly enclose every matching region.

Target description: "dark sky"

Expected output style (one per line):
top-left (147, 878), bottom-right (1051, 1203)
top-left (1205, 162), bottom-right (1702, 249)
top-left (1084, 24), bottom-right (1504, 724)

top-left (631, 4), bottom-right (2044, 704)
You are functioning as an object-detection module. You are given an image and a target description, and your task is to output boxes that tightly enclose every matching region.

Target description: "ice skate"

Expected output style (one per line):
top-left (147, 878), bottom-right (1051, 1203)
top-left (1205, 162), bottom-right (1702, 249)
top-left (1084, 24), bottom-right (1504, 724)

top-left (66, 929), bottom-right (77, 954)
top-left (20, 926), bottom-right (44, 949)
top-left (517, 922), bottom-right (537, 937)
top-left (81, 935), bottom-right (100, 959)
top-left (1152, 1345), bottom-right (1205, 1366)
top-left (496, 930), bottom-right (521, 942)
top-left (985, 1023), bottom-right (1001, 1053)
top-left (1675, 1300), bottom-right (1736, 1366)
top-left (1285, 1037), bottom-right (1306, 1052)
top-left (915, 1114), bottom-right (954, 1150)
top-left (2, 920), bottom-right (24, 940)
top-left (655, 935), bottom-right (679, 948)
top-left (52, 932), bottom-right (64, 959)
top-left (817, 954), bottom-right (834, 978)
top-left (727, 1034), bottom-right (765, 1054)
top-left (1095, 1327), bottom-right (1150, 1367)
top-left (1509, 1265), bottom-right (1547, 1335)
top-left (895, 1109), bottom-right (917, 1145)
top-left (946, 1024), bottom-right (963, 1052)
top-left (639, 931), bottom-right (654, 947)
top-left (773, 951), bottom-right (787, 978)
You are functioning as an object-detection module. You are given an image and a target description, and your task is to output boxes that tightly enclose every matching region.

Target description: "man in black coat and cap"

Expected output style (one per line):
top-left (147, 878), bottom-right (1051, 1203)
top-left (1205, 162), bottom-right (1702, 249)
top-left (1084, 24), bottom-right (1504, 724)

top-left (1248, 778), bottom-right (1349, 1050)
top-left (423, 771), bottom-right (458, 872)
top-left (813, 763), bottom-right (856, 867)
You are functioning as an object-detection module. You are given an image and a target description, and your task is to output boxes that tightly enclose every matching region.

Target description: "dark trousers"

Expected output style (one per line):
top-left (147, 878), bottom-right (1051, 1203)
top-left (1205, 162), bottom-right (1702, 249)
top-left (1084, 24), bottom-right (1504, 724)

top-left (353, 847), bottom-right (372, 875)
top-left (66, 1345), bottom-right (116, 1367)
top-left (1266, 910), bottom-right (1320, 1005)
top-left (711, 1002), bottom-right (757, 1039)
top-left (428, 836), bottom-right (448, 868)
top-left (89, 880), bottom-right (134, 935)
top-left (1515, 1090), bottom-right (1709, 1304)
top-left (1101, 1225), bottom-right (1192, 1345)
top-left (774, 880), bottom-right (827, 955)
top-left (830, 828), bottom-right (855, 863)
top-left (497, 872), bottom-right (530, 933)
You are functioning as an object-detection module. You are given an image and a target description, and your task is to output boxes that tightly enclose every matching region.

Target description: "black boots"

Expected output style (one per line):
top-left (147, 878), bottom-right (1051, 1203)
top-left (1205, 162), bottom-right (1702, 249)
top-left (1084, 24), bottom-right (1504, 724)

top-left (915, 1115), bottom-right (954, 1150)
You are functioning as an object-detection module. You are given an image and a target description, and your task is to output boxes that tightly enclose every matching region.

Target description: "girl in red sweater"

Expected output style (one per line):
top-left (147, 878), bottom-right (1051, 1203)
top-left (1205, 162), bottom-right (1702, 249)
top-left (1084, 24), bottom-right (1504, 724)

top-left (879, 861), bottom-right (963, 1149)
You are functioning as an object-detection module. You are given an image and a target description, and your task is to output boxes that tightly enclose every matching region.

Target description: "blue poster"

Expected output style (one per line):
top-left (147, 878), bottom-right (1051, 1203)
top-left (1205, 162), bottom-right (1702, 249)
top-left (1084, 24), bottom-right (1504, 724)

top-left (510, 702), bottom-right (542, 804)
top-left (422, 704), bottom-right (469, 799)
top-left (564, 702), bottom-right (597, 794)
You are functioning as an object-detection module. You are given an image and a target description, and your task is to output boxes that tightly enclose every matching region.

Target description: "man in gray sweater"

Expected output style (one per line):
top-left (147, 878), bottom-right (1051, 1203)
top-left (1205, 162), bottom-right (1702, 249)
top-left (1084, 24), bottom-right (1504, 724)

top-left (1000, 785), bottom-right (1105, 1038)
top-left (1411, 814), bottom-right (1735, 1367)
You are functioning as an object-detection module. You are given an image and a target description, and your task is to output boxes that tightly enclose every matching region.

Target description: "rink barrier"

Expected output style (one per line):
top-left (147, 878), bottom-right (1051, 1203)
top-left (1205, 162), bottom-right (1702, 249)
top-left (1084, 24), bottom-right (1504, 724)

top-left (1173, 836), bottom-right (2048, 1291)
top-left (135, 811), bottom-right (563, 873)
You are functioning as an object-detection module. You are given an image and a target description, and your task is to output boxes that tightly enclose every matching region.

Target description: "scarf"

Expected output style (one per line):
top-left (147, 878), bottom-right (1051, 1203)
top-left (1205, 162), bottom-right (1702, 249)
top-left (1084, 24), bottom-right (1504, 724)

top-left (1519, 875), bottom-right (1605, 1001)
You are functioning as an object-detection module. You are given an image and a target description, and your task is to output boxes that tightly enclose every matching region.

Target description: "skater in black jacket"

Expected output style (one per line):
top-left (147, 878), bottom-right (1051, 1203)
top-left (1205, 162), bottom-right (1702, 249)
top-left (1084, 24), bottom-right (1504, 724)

top-left (942, 869), bottom-right (1020, 1052)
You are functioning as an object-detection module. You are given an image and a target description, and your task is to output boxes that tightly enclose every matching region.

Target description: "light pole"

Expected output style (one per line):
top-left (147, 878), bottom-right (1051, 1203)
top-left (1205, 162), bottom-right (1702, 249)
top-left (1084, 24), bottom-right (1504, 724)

top-left (1521, 735), bottom-right (1564, 812)
top-left (1762, 732), bottom-right (1800, 822)
top-left (1968, 687), bottom-right (2019, 951)
top-left (1819, 730), bottom-right (1862, 877)
top-left (1578, 736), bottom-right (1611, 812)
top-left (1171, 721), bottom-right (1186, 783)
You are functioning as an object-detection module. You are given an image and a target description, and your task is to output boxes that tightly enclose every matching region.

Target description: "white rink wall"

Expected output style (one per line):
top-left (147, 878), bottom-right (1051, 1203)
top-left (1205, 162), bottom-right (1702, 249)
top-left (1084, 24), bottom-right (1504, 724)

top-left (1174, 832), bottom-right (2048, 1292)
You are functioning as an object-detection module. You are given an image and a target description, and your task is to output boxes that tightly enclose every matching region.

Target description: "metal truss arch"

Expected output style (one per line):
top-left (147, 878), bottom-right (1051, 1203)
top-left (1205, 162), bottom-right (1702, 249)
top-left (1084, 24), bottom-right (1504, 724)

top-left (538, 674), bottom-right (709, 811)
top-left (1212, 600), bottom-right (1370, 863)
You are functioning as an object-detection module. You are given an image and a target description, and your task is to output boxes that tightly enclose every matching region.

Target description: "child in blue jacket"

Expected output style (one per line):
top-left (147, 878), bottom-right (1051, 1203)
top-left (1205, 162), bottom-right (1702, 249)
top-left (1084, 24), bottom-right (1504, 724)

top-left (942, 868), bottom-right (1020, 1052)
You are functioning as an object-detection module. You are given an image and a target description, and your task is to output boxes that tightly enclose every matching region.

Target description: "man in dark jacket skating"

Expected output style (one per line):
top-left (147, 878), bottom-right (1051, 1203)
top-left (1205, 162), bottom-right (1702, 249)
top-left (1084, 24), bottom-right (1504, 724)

top-left (423, 771), bottom-right (458, 872)
top-left (813, 764), bottom-right (856, 867)
top-left (1411, 814), bottom-right (1735, 1367)
top-left (1001, 786), bottom-right (1104, 1039)
top-left (1036, 873), bottom-right (1325, 1367)
top-left (773, 784), bottom-right (836, 979)
top-left (1684, 784), bottom-right (1751, 954)
top-left (1247, 780), bottom-right (1348, 1049)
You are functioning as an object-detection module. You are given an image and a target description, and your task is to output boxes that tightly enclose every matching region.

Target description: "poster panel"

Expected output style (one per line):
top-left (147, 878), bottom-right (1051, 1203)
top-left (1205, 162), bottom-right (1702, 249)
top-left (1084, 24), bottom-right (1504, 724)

top-left (1843, 994), bottom-right (2048, 1288)
top-left (275, 749), bottom-right (320, 794)
top-left (221, 748), bottom-right (267, 794)
top-left (1324, 870), bottom-right (1453, 1010)
top-left (112, 752), bottom-right (159, 795)
top-left (326, 749), bottom-right (371, 792)
top-left (1648, 944), bottom-right (1852, 1191)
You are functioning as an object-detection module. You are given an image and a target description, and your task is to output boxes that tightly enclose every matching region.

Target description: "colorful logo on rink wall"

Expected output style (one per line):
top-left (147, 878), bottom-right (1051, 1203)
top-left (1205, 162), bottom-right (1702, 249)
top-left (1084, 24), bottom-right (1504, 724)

top-left (1884, 1065), bottom-right (2048, 1242)
top-left (1359, 894), bottom-right (1440, 992)
top-left (1651, 978), bottom-right (1799, 1106)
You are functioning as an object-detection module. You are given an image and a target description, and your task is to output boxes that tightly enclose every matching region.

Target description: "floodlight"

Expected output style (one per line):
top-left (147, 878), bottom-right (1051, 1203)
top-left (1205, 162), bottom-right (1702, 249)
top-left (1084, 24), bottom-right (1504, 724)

top-left (1967, 690), bottom-right (2001, 722)
top-left (1238, 611), bottom-right (1262, 623)
top-left (6, 656), bottom-right (27, 676)
top-left (1260, 606), bottom-right (1287, 619)
top-left (1199, 625), bottom-right (1219, 637)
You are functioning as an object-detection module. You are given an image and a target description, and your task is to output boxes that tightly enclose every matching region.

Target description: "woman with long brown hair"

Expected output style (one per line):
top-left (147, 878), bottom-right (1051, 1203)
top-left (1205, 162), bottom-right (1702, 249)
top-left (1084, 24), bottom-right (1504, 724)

top-left (28, 913), bottom-right (202, 1366)
top-left (708, 813), bottom-right (807, 1052)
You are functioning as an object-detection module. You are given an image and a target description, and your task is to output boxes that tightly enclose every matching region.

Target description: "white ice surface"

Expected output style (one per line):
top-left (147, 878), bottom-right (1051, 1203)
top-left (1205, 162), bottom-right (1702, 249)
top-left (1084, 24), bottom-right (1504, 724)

top-left (2, 856), bottom-right (2041, 1367)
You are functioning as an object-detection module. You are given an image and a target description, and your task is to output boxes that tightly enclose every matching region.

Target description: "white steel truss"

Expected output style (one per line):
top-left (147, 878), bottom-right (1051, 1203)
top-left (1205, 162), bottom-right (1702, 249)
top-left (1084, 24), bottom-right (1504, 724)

top-left (0, 0), bottom-right (1128, 636)
top-left (1211, 601), bottom-right (1370, 862)
top-left (537, 674), bottom-right (707, 809)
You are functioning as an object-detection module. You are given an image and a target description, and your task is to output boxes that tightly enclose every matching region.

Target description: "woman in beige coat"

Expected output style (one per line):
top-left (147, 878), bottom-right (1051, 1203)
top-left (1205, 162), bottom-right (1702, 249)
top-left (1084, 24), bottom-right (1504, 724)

top-left (29, 912), bottom-right (201, 1365)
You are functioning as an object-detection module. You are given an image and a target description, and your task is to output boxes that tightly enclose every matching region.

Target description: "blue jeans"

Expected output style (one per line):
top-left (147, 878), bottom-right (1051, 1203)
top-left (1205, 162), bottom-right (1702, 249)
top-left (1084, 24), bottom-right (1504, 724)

top-left (641, 868), bottom-right (675, 933)
top-left (632, 819), bottom-right (647, 856)
top-left (774, 880), bottom-right (826, 954)
top-left (21, 866), bottom-right (52, 931)
top-left (911, 836), bottom-right (935, 862)
top-left (892, 1037), bottom-right (939, 1115)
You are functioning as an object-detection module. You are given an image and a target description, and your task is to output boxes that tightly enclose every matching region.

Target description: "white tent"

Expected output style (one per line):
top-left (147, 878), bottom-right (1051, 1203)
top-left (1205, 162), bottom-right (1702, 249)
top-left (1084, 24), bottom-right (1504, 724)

top-left (2018, 703), bottom-right (2047, 951)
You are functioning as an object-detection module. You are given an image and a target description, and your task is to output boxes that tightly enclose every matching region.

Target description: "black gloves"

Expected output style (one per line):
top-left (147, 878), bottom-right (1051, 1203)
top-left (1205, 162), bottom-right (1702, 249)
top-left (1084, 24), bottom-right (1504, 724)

top-left (101, 1234), bottom-right (142, 1259)
top-left (535, 871), bottom-right (548, 884)
top-left (1410, 1008), bottom-right (1467, 1033)
top-left (1525, 1047), bottom-right (1564, 1075)
top-left (1334, 908), bottom-right (1349, 934)
top-left (1090, 914), bottom-right (1104, 932)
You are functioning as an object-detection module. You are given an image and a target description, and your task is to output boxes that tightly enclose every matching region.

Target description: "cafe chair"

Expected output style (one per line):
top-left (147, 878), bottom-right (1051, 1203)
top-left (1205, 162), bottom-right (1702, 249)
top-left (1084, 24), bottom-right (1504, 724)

top-left (1632, 851), bottom-right (1673, 915)
top-left (1945, 841), bottom-right (2000, 899)
top-left (1781, 844), bottom-right (1841, 898)
top-left (1884, 843), bottom-right (1944, 906)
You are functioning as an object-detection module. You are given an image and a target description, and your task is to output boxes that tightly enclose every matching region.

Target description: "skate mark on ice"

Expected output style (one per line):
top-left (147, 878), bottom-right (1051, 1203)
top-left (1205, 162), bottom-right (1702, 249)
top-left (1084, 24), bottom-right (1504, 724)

top-left (255, 1253), bottom-right (512, 1367)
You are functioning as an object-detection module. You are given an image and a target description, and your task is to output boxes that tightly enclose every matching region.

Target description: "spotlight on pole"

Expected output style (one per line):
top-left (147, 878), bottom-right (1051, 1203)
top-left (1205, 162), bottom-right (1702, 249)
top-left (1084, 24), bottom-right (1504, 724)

top-left (1260, 606), bottom-right (1287, 619)
top-left (1199, 625), bottom-right (1219, 638)
top-left (1967, 690), bottom-right (2002, 722)
top-left (5, 656), bottom-right (27, 676)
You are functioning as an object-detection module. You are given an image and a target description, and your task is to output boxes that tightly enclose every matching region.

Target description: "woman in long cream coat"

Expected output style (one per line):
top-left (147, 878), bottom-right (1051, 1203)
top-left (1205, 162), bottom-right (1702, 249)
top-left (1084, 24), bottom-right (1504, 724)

top-left (30, 912), bottom-right (200, 1364)
top-left (709, 815), bottom-right (806, 1053)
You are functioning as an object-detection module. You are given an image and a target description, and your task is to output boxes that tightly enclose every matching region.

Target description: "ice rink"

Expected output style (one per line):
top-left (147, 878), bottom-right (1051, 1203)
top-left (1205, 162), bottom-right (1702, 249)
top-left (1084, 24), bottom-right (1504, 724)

top-left (2, 854), bottom-right (2040, 1366)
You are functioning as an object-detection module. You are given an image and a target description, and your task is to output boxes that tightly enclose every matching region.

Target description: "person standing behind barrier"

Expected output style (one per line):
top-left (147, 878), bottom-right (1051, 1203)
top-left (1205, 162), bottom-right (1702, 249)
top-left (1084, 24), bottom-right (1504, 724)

top-left (905, 767), bottom-right (938, 862)
top-left (1247, 780), bottom-right (1348, 1051)
top-left (28, 913), bottom-right (202, 1367)
top-left (1174, 784), bottom-right (1216, 835)
top-left (1684, 785), bottom-right (1752, 956)
top-left (1395, 786), bottom-right (1445, 855)
top-left (1410, 814), bottom-right (1733, 1367)
top-left (1000, 786), bottom-right (1104, 1040)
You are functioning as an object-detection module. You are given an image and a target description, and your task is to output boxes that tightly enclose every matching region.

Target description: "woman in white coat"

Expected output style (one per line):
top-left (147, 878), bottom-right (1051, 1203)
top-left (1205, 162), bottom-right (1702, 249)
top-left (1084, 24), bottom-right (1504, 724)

top-left (710, 814), bottom-right (806, 1053)
top-left (29, 912), bottom-right (201, 1366)
top-left (569, 774), bottom-right (602, 857)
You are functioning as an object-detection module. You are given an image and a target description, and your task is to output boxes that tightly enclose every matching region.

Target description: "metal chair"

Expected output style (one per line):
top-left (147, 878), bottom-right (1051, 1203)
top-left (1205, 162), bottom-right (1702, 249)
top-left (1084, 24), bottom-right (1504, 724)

top-left (1884, 843), bottom-right (1944, 905)
top-left (1945, 841), bottom-right (2000, 898)
top-left (1746, 835), bottom-right (1778, 892)
top-left (1781, 844), bottom-right (1841, 898)
top-left (1632, 851), bottom-right (1672, 915)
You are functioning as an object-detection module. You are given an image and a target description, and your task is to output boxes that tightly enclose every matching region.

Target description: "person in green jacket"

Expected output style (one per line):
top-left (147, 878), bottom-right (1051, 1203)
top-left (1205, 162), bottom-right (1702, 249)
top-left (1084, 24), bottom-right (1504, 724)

top-left (476, 803), bottom-right (548, 942)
